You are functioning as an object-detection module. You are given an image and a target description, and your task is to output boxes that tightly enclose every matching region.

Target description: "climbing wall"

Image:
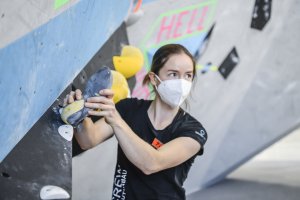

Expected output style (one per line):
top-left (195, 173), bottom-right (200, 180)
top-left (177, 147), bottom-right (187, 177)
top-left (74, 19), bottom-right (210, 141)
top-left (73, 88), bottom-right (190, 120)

top-left (0, 0), bottom-right (130, 163)
top-left (0, 0), bottom-right (130, 199)
top-left (1, 0), bottom-right (300, 199)
top-left (126, 0), bottom-right (300, 194)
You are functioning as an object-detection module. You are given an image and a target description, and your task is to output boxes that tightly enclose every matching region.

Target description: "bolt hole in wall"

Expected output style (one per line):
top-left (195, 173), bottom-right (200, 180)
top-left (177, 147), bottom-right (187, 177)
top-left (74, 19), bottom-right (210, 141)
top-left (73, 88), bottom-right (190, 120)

top-left (1, 172), bottom-right (10, 178)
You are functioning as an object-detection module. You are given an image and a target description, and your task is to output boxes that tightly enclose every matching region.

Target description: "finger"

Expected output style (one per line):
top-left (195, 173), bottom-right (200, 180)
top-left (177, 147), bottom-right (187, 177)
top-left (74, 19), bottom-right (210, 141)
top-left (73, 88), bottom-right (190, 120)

top-left (69, 90), bottom-right (75, 96)
top-left (68, 91), bottom-right (75, 103)
top-left (85, 102), bottom-right (113, 110)
top-left (75, 89), bottom-right (82, 100)
top-left (85, 102), bottom-right (101, 109)
top-left (87, 96), bottom-right (113, 105)
top-left (88, 110), bottom-right (109, 117)
top-left (100, 89), bottom-right (114, 99)
top-left (63, 95), bottom-right (69, 107)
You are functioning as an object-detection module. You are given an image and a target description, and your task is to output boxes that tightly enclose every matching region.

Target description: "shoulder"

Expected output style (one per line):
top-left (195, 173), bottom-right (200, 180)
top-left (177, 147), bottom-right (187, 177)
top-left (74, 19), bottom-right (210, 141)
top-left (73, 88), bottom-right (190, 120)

top-left (116, 98), bottom-right (150, 116)
top-left (175, 110), bottom-right (208, 150)
top-left (178, 110), bottom-right (205, 131)
top-left (116, 97), bottom-right (149, 108)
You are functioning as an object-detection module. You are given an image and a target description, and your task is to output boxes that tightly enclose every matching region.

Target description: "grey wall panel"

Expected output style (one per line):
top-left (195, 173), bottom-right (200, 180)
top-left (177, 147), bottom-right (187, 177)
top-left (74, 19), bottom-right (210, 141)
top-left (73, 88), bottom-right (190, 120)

top-left (184, 0), bottom-right (300, 192)
top-left (125, 0), bottom-right (300, 194)
top-left (0, 0), bottom-right (79, 48)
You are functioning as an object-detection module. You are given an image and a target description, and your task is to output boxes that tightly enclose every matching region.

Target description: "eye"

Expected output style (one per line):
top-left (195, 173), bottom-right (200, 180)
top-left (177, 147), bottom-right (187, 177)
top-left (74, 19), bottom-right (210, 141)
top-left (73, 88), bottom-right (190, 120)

top-left (185, 73), bottom-right (193, 80)
top-left (168, 72), bottom-right (178, 78)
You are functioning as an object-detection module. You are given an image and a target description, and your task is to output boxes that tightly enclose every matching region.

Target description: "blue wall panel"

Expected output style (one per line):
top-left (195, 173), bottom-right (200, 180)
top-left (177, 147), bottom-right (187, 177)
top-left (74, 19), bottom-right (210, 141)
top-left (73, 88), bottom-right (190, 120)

top-left (0, 0), bottom-right (130, 162)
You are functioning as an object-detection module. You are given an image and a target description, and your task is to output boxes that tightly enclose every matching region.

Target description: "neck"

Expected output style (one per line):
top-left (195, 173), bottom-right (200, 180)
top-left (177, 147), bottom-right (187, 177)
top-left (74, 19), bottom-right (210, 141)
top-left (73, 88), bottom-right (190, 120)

top-left (147, 97), bottom-right (179, 130)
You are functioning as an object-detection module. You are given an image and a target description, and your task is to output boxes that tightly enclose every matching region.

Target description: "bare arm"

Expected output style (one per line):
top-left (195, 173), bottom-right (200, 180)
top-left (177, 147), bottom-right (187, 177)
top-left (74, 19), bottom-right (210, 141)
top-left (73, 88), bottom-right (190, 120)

top-left (92, 89), bottom-right (201, 175)
top-left (113, 119), bottom-right (201, 174)
top-left (74, 117), bottom-right (113, 150)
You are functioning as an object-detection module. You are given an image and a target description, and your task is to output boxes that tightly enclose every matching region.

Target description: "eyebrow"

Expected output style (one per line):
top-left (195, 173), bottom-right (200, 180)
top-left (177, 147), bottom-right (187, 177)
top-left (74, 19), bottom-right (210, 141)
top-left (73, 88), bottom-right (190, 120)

top-left (167, 70), bottom-right (193, 73)
top-left (167, 70), bottom-right (178, 72)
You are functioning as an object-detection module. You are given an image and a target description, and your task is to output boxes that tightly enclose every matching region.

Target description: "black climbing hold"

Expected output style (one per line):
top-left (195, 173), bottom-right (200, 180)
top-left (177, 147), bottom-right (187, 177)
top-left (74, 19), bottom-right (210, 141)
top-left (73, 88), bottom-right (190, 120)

top-left (251, 0), bottom-right (272, 30)
top-left (218, 47), bottom-right (239, 79)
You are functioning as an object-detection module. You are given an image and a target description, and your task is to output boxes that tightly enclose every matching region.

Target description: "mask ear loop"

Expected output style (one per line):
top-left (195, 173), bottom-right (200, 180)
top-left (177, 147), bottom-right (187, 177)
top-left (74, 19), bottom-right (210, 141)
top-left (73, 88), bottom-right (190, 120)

top-left (154, 74), bottom-right (162, 83)
top-left (153, 74), bottom-right (162, 90)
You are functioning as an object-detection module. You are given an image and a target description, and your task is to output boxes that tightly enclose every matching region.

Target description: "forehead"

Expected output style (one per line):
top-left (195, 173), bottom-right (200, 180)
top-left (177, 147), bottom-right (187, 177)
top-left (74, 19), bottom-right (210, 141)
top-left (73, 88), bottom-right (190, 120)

top-left (161, 53), bottom-right (193, 72)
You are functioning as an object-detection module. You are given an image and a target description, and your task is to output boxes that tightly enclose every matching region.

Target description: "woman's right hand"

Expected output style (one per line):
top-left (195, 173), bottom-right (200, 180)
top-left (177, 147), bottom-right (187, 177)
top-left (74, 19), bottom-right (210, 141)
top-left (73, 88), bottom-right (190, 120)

top-left (63, 89), bottom-right (83, 107)
top-left (64, 89), bottom-right (115, 149)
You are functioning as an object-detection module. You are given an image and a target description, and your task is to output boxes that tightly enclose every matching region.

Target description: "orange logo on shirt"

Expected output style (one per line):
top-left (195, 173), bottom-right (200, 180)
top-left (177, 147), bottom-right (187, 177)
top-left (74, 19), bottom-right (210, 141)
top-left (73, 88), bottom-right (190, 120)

top-left (152, 138), bottom-right (163, 149)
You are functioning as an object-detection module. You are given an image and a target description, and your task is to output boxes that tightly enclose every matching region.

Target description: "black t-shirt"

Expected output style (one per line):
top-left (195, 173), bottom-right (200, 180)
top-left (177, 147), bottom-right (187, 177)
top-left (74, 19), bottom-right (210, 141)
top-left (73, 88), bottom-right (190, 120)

top-left (112, 98), bottom-right (207, 200)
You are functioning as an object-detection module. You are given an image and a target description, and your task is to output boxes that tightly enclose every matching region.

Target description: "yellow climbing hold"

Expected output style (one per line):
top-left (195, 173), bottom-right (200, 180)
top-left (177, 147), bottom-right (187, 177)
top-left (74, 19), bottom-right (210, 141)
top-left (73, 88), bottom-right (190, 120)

top-left (111, 70), bottom-right (130, 103)
top-left (113, 45), bottom-right (144, 79)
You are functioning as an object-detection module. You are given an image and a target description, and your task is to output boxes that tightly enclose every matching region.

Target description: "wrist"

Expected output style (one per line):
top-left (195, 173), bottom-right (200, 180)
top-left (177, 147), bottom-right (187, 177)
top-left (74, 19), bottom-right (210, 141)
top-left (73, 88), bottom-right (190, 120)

top-left (110, 117), bottom-right (125, 130)
top-left (74, 122), bottom-right (83, 130)
top-left (73, 117), bottom-right (90, 132)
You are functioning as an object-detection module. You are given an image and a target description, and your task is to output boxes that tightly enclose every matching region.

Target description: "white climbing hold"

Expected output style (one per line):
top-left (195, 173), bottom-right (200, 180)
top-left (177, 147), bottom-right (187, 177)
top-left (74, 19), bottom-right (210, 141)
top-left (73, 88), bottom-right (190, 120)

top-left (126, 9), bottom-right (144, 27)
top-left (58, 125), bottom-right (73, 141)
top-left (40, 185), bottom-right (70, 199)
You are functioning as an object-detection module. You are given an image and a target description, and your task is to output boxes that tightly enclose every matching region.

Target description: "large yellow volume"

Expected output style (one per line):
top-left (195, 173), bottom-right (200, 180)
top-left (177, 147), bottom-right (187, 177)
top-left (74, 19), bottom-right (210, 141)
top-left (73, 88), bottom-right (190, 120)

top-left (111, 70), bottom-right (130, 103)
top-left (113, 45), bottom-right (144, 79)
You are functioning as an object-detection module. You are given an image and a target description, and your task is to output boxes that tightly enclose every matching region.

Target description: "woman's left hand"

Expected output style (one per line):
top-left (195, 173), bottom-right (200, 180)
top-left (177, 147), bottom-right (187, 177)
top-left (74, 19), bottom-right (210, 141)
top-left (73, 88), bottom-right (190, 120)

top-left (84, 89), bottom-right (122, 127)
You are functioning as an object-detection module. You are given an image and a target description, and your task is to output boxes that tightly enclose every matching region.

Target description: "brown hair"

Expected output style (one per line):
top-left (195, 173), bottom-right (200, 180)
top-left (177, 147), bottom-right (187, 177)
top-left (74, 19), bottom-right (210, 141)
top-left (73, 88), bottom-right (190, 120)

top-left (143, 44), bottom-right (196, 85)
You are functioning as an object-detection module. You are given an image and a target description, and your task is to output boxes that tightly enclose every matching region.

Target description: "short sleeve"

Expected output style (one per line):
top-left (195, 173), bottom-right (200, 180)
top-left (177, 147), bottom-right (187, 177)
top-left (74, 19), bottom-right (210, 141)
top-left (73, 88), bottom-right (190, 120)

top-left (181, 125), bottom-right (207, 155)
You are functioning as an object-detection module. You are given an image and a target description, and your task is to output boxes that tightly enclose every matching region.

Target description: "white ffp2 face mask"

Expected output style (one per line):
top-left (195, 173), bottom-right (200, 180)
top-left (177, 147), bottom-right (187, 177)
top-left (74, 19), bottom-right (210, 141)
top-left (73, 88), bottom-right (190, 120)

top-left (154, 75), bottom-right (192, 108)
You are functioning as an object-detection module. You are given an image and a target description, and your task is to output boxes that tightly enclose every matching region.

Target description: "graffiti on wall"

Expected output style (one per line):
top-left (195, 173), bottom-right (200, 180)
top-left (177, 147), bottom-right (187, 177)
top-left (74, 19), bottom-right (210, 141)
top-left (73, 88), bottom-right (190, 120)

top-left (132, 0), bottom-right (218, 99)
top-left (54, 0), bottom-right (71, 10)
top-left (155, 5), bottom-right (210, 44)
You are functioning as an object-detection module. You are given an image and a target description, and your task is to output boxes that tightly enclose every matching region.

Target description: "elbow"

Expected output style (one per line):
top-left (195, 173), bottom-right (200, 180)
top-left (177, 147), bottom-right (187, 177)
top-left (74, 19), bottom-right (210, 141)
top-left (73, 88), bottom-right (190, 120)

top-left (80, 145), bottom-right (91, 150)
top-left (141, 168), bottom-right (153, 175)
top-left (141, 167), bottom-right (155, 175)
top-left (74, 133), bottom-right (96, 150)
top-left (77, 141), bottom-right (94, 150)
top-left (140, 163), bottom-right (160, 175)
top-left (79, 144), bottom-right (91, 150)
top-left (139, 152), bottom-right (163, 175)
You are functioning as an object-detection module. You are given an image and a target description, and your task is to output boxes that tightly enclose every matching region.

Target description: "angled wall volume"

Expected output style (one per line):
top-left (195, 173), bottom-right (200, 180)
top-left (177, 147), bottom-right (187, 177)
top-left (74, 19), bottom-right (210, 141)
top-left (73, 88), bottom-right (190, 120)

top-left (0, 22), bottom-right (130, 200)
top-left (0, 0), bottom-right (130, 162)
top-left (126, 0), bottom-right (300, 194)
top-left (0, 0), bottom-right (130, 199)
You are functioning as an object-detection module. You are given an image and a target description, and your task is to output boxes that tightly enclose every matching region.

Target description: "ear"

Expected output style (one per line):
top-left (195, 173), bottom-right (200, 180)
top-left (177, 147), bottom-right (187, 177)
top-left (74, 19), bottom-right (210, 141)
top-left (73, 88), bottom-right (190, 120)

top-left (148, 72), bottom-right (157, 86)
